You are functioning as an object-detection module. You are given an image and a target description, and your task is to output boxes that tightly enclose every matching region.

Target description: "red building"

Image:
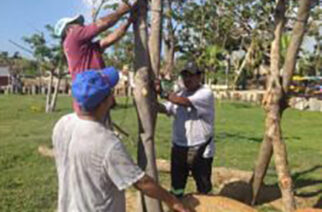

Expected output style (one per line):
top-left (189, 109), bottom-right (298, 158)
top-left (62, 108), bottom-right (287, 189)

top-left (0, 66), bottom-right (10, 87)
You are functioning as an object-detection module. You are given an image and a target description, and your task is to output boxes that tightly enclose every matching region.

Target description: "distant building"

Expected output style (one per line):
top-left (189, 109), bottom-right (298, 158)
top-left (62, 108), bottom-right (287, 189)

top-left (0, 66), bottom-right (10, 87)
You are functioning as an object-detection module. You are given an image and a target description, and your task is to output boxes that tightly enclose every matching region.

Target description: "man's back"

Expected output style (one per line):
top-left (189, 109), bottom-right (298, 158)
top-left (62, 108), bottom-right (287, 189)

top-left (52, 113), bottom-right (143, 212)
top-left (63, 24), bottom-right (105, 80)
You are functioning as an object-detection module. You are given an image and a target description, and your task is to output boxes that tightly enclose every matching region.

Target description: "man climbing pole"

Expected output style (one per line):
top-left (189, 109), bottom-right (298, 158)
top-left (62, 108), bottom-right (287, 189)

top-left (54, 2), bottom-right (138, 112)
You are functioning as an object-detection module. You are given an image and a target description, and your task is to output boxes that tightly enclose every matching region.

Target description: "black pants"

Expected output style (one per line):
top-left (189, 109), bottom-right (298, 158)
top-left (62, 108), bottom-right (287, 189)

top-left (170, 141), bottom-right (213, 197)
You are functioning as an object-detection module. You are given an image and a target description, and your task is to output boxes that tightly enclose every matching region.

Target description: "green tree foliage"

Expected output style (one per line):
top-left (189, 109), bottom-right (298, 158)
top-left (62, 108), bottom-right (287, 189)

top-left (0, 51), bottom-right (37, 76)
top-left (102, 32), bottom-right (134, 70)
top-left (172, 0), bottom-right (276, 84)
top-left (22, 25), bottom-right (65, 74)
top-left (23, 25), bottom-right (67, 113)
top-left (0, 51), bottom-right (9, 66)
top-left (171, 0), bottom-right (320, 86)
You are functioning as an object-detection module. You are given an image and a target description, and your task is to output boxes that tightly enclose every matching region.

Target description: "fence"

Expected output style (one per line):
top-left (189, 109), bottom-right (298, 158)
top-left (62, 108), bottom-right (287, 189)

top-left (214, 90), bottom-right (322, 112)
top-left (1, 83), bottom-right (131, 97)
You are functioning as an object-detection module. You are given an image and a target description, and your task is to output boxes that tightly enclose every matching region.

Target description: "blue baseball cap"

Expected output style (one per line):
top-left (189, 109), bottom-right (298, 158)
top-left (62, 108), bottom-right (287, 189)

top-left (54, 14), bottom-right (85, 37)
top-left (72, 67), bottom-right (119, 111)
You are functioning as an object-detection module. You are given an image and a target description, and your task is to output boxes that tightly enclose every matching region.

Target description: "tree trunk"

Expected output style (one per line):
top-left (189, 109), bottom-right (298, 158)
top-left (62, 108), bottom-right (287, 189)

top-left (49, 74), bottom-right (61, 112)
top-left (250, 134), bottom-right (273, 205)
top-left (314, 39), bottom-right (320, 76)
top-left (45, 71), bottom-right (53, 113)
top-left (225, 54), bottom-right (231, 86)
top-left (282, 0), bottom-right (312, 92)
top-left (277, 2), bottom-right (311, 210)
top-left (91, 0), bottom-right (106, 22)
top-left (251, 0), bottom-right (287, 202)
top-left (149, 0), bottom-right (163, 76)
top-left (264, 0), bottom-right (296, 203)
top-left (133, 1), bottom-right (163, 212)
top-left (164, 0), bottom-right (175, 76)
top-left (233, 39), bottom-right (256, 89)
top-left (252, 1), bottom-right (311, 211)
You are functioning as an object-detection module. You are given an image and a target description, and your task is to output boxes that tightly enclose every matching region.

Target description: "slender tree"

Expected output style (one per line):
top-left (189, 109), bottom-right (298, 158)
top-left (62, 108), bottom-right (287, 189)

top-left (251, 1), bottom-right (312, 211)
top-left (163, 0), bottom-right (178, 76)
top-left (133, 0), bottom-right (163, 211)
top-left (23, 25), bottom-right (67, 113)
top-left (149, 0), bottom-right (163, 76)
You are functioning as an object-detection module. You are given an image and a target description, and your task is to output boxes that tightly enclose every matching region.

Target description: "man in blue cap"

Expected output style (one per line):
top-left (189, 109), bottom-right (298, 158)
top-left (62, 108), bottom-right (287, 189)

top-left (52, 68), bottom-right (190, 212)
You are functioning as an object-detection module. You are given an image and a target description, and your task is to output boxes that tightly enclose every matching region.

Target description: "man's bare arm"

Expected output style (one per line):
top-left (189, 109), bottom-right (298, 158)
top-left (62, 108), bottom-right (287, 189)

top-left (134, 175), bottom-right (190, 212)
top-left (95, 3), bottom-right (132, 32)
top-left (154, 79), bottom-right (192, 109)
top-left (99, 19), bottom-right (131, 49)
top-left (167, 93), bottom-right (192, 107)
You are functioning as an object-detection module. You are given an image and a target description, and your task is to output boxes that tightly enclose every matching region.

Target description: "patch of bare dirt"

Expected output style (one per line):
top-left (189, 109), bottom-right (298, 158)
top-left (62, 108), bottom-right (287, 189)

top-left (38, 145), bottom-right (54, 157)
top-left (41, 153), bottom-right (320, 211)
top-left (182, 195), bottom-right (258, 212)
top-left (126, 191), bottom-right (138, 212)
top-left (156, 159), bottom-right (321, 211)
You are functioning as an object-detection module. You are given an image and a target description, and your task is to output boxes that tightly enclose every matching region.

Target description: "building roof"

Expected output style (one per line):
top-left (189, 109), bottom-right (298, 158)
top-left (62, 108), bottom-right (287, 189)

top-left (0, 66), bottom-right (10, 77)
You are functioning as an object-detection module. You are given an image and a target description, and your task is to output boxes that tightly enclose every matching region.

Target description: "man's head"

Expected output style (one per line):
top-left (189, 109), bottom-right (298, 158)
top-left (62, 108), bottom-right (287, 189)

top-left (54, 15), bottom-right (85, 38)
top-left (72, 67), bottom-right (119, 114)
top-left (180, 61), bottom-right (203, 91)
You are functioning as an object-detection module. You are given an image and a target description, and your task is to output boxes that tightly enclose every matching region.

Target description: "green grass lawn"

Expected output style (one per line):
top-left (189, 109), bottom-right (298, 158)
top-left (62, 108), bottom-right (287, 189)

top-left (0, 95), bottom-right (321, 211)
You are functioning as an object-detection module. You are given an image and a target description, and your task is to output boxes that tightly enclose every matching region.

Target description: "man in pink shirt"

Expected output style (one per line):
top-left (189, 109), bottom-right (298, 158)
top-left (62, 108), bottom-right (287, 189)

top-left (54, 2), bottom-right (137, 112)
top-left (55, 3), bottom-right (136, 79)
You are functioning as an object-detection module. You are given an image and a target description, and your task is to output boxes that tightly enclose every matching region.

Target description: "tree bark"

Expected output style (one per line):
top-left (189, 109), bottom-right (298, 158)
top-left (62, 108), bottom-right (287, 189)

top-left (49, 74), bottom-right (61, 112)
top-left (233, 39), bottom-right (256, 89)
top-left (164, 0), bottom-right (175, 76)
top-left (252, 1), bottom-right (311, 211)
top-left (282, 0), bottom-right (312, 93)
top-left (277, 1), bottom-right (311, 209)
top-left (263, 0), bottom-right (297, 206)
top-left (252, 0), bottom-right (287, 200)
top-left (149, 0), bottom-right (163, 76)
top-left (252, 0), bottom-right (286, 200)
top-left (250, 134), bottom-right (273, 205)
top-left (133, 1), bottom-right (163, 212)
top-left (45, 71), bottom-right (53, 113)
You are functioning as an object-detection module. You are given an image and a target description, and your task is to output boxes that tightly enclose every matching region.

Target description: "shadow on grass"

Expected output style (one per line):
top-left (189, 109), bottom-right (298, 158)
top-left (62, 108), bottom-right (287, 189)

top-left (314, 196), bottom-right (322, 209)
top-left (114, 102), bottom-right (133, 109)
top-left (216, 132), bottom-right (301, 143)
top-left (218, 165), bottom-right (322, 206)
top-left (216, 132), bottom-right (263, 143)
top-left (293, 165), bottom-right (322, 199)
top-left (229, 102), bottom-right (253, 109)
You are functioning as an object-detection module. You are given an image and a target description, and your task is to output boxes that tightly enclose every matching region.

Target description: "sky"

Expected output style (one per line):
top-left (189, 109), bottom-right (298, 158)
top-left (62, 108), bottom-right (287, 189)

top-left (0, 0), bottom-right (94, 58)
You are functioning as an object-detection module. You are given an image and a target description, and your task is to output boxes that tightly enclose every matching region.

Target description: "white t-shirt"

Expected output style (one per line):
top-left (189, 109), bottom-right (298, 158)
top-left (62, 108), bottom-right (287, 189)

top-left (52, 113), bottom-right (144, 212)
top-left (164, 85), bottom-right (215, 157)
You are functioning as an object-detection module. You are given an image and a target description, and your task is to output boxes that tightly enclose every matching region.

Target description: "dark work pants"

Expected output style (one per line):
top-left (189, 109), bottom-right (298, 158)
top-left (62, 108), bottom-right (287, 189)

top-left (170, 141), bottom-right (213, 197)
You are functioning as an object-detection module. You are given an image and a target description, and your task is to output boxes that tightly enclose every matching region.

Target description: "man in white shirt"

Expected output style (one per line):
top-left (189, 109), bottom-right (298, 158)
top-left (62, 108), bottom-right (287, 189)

top-left (52, 67), bottom-right (189, 212)
top-left (156, 61), bottom-right (215, 198)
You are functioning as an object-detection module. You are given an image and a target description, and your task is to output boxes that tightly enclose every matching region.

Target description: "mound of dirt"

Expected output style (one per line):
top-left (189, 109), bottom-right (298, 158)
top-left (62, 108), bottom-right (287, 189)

top-left (181, 194), bottom-right (258, 212)
top-left (295, 209), bottom-right (322, 212)
top-left (156, 159), bottom-right (253, 186)
top-left (268, 197), bottom-right (322, 212)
